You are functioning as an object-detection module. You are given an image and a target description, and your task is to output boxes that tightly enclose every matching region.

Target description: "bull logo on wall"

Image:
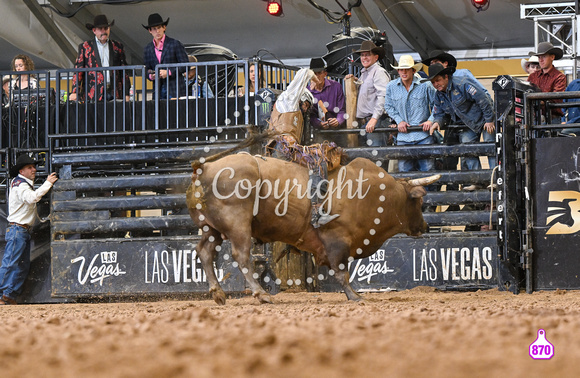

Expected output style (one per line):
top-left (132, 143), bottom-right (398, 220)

top-left (546, 191), bottom-right (580, 235)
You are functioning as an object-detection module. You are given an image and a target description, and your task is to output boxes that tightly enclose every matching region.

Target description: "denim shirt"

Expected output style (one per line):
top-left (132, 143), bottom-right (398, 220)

top-left (563, 79), bottom-right (580, 123)
top-left (432, 74), bottom-right (494, 133)
top-left (385, 76), bottom-right (436, 142)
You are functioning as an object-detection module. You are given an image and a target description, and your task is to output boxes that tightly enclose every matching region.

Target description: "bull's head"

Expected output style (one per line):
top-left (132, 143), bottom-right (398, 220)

top-left (404, 174), bottom-right (441, 236)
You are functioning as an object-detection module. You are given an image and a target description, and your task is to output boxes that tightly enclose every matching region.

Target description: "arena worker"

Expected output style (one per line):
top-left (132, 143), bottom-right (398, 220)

top-left (0, 155), bottom-right (57, 305)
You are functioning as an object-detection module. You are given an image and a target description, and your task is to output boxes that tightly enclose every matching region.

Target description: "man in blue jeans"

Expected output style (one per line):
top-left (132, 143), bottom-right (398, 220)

top-left (427, 63), bottom-right (495, 174)
top-left (0, 155), bottom-right (57, 305)
top-left (385, 55), bottom-right (437, 173)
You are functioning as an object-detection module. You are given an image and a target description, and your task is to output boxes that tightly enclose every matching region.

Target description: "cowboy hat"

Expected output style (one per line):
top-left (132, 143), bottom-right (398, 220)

top-left (422, 63), bottom-right (456, 82)
top-left (353, 41), bottom-right (385, 60)
top-left (421, 50), bottom-right (457, 67)
top-left (10, 154), bottom-right (39, 177)
top-left (521, 55), bottom-right (540, 72)
top-left (529, 42), bottom-right (564, 60)
top-left (86, 14), bottom-right (114, 30)
top-left (142, 13), bottom-right (170, 29)
top-left (391, 55), bottom-right (423, 72)
top-left (309, 58), bottom-right (327, 73)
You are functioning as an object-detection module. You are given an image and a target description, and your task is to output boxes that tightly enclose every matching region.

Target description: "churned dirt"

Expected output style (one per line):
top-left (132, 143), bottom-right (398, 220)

top-left (0, 288), bottom-right (578, 378)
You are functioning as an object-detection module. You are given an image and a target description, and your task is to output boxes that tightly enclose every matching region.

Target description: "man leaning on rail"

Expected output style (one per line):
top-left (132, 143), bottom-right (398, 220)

top-left (69, 15), bottom-right (131, 102)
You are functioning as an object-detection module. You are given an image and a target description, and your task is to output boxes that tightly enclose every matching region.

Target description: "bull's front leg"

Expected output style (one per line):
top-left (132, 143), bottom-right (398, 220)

top-left (333, 267), bottom-right (363, 301)
top-left (326, 244), bottom-right (363, 301)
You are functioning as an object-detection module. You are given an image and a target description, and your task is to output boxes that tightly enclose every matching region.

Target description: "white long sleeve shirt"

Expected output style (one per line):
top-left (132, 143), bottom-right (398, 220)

top-left (7, 174), bottom-right (53, 226)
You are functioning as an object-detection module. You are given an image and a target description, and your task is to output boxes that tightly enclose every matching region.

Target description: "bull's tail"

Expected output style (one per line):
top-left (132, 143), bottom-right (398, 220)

top-left (191, 128), bottom-right (279, 172)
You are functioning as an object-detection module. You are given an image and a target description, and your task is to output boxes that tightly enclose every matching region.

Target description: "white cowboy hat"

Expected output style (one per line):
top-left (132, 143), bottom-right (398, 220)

top-left (521, 55), bottom-right (540, 72)
top-left (391, 55), bottom-right (423, 72)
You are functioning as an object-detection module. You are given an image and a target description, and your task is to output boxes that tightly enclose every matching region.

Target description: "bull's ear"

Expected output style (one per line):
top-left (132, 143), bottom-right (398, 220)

top-left (408, 185), bottom-right (427, 199)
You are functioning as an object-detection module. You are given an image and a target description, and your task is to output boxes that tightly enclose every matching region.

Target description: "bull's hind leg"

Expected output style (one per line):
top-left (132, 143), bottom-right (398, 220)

top-left (195, 227), bottom-right (226, 305)
top-left (229, 234), bottom-right (273, 304)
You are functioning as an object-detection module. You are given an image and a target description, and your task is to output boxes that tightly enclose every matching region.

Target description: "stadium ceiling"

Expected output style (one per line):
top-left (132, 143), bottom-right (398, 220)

top-left (0, 0), bottom-right (555, 70)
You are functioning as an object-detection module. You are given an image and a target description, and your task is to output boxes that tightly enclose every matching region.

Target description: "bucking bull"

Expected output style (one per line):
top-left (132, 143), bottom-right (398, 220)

top-left (186, 133), bottom-right (439, 304)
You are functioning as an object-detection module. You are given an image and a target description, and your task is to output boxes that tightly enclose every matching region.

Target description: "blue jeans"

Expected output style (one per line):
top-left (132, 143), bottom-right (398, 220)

top-left (459, 128), bottom-right (483, 171)
top-left (397, 135), bottom-right (435, 173)
top-left (482, 128), bottom-right (496, 168)
top-left (360, 118), bottom-right (387, 147)
top-left (0, 225), bottom-right (31, 300)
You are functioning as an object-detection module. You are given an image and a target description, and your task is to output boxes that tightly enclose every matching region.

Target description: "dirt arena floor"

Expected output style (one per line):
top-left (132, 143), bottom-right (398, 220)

top-left (1, 287), bottom-right (578, 377)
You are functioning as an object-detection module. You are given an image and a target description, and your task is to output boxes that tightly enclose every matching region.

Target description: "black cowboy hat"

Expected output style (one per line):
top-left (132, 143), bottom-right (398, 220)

top-left (529, 42), bottom-right (564, 60)
top-left (86, 14), bottom-right (114, 30)
top-left (422, 50), bottom-right (457, 67)
top-left (309, 58), bottom-right (327, 73)
top-left (10, 154), bottom-right (38, 177)
top-left (142, 13), bottom-right (170, 29)
top-left (353, 41), bottom-right (386, 60)
top-left (422, 63), bottom-right (456, 82)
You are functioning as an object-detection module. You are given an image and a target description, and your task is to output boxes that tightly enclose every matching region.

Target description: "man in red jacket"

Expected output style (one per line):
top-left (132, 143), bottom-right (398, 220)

top-left (69, 14), bottom-right (131, 102)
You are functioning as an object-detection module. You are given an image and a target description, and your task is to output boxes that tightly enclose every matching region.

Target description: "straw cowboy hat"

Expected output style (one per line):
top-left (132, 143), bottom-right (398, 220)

top-left (353, 41), bottom-right (385, 60)
top-left (391, 55), bottom-right (423, 72)
top-left (421, 50), bottom-right (457, 67)
top-left (142, 13), bottom-right (170, 29)
top-left (423, 63), bottom-right (456, 81)
top-left (529, 42), bottom-right (564, 60)
top-left (10, 154), bottom-right (39, 177)
top-left (86, 14), bottom-right (114, 30)
top-left (521, 55), bottom-right (540, 72)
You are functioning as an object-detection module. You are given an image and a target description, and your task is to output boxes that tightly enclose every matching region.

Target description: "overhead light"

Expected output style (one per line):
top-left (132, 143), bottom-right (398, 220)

top-left (471, 0), bottom-right (490, 12)
top-left (267, 0), bottom-right (283, 17)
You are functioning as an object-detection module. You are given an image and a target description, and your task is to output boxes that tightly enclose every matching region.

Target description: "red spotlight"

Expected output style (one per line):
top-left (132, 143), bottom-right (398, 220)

top-left (471, 0), bottom-right (490, 12)
top-left (267, 0), bottom-right (283, 16)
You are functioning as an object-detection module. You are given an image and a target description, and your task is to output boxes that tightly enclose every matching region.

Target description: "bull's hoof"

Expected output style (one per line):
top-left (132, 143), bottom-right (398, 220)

top-left (211, 289), bottom-right (227, 306)
top-left (345, 292), bottom-right (363, 302)
top-left (254, 292), bottom-right (274, 304)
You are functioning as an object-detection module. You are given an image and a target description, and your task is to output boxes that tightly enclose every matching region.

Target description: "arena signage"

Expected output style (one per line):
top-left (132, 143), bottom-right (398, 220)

top-left (51, 239), bottom-right (245, 296)
top-left (319, 236), bottom-right (498, 292)
top-left (531, 137), bottom-right (580, 290)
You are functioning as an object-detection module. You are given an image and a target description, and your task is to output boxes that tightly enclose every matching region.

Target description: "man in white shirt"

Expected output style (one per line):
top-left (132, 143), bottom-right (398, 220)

top-left (345, 41), bottom-right (390, 149)
top-left (0, 155), bottom-right (57, 304)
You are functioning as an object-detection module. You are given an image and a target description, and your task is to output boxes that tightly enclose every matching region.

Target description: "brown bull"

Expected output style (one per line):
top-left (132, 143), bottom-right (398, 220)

top-left (186, 153), bottom-right (439, 304)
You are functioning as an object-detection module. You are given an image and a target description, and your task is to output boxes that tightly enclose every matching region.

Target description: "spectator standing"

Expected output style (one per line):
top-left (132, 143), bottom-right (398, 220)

top-left (308, 57), bottom-right (346, 145)
top-left (69, 15), bottom-right (131, 102)
top-left (385, 55), bottom-right (436, 174)
top-left (521, 55), bottom-right (541, 76)
top-left (427, 63), bottom-right (495, 174)
top-left (143, 13), bottom-right (188, 99)
top-left (0, 155), bottom-right (57, 305)
top-left (345, 41), bottom-right (390, 150)
top-left (422, 50), bottom-right (494, 186)
top-left (10, 55), bottom-right (37, 91)
top-left (527, 42), bottom-right (567, 120)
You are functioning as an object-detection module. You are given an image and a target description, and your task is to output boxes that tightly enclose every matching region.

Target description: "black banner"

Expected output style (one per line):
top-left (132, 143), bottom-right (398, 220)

top-left (51, 239), bottom-right (245, 296)
top-left (319, 235), bottom-right (498, 292)
top-left (532, 137), bottom-right (580, 290)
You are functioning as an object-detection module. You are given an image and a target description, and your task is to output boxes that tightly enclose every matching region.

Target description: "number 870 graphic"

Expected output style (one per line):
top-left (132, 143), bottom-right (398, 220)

top-left (529, 329), bottom-right (554, 360)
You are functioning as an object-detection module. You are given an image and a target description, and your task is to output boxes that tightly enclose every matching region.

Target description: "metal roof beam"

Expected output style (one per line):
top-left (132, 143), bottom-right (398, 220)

top-left (22, 0), bottom-right (77, 62)
top-left (372, 0), bottom-right (436, 58)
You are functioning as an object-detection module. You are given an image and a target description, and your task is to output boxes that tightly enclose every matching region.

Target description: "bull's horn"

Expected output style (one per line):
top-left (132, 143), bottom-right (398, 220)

top-left (408, 174), bottom-right (441, 187)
